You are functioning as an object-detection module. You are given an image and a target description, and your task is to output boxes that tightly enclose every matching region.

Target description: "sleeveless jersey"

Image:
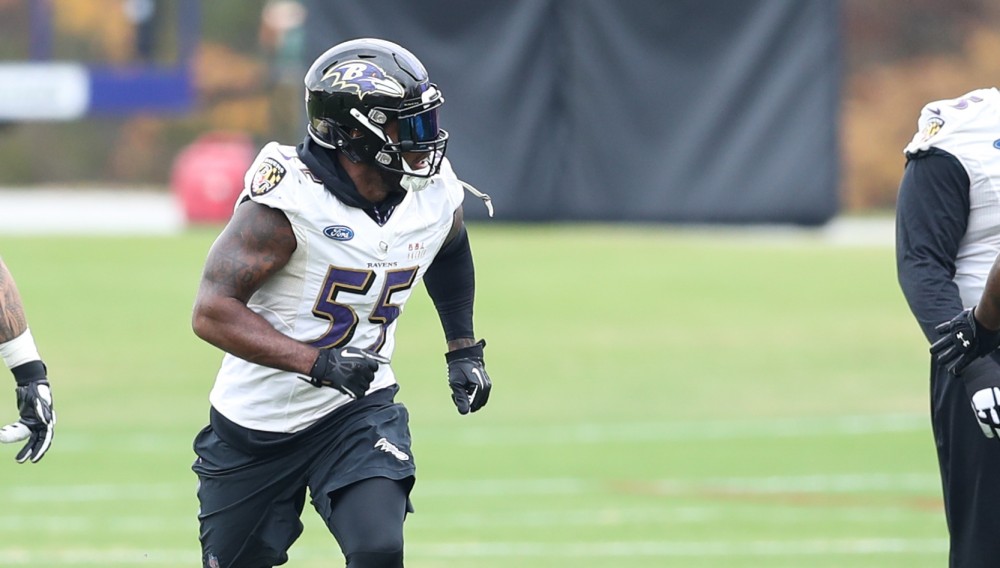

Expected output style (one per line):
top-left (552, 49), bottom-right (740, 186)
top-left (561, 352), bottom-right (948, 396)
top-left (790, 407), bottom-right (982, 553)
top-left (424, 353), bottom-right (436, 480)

top-left (208, 142), bottom-right (465, 432)
top-left (903, 87), bottom-right (1000, 307)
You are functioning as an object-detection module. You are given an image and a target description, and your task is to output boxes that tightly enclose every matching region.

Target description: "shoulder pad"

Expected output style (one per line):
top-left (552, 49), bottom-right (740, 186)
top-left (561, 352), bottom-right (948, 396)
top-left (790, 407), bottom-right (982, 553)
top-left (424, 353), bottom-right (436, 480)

top-left (904, 88), bottom-right (1000, 155)
top-left (235, 142), bottom-right (304, 214)
top-left (245, 143), bottom-right (296, 197)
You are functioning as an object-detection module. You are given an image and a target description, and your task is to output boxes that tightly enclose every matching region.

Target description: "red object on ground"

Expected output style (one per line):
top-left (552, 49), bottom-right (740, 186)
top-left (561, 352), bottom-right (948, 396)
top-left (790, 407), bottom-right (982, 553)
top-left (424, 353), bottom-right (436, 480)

top-left (171, 132), bottom-right (255, 223)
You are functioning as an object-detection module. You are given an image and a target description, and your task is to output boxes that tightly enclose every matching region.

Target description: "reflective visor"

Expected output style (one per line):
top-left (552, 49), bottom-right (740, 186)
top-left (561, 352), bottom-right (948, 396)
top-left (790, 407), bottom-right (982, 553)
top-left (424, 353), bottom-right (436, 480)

top-left (399, 109), bottom-right (440, 143)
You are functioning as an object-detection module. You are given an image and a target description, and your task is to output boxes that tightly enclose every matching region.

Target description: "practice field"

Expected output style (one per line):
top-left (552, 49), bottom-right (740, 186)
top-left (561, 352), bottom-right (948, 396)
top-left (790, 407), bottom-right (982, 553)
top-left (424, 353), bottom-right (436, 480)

top-left (0, 223), bottom-right (943, 567)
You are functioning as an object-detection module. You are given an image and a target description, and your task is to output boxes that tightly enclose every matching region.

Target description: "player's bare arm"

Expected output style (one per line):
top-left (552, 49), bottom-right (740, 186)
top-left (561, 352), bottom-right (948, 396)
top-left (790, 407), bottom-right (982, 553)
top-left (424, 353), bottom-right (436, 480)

top-left (0, 258), bottom-right (28, 343)
top-left (0, 257), bottom-right (55, 463)
top-left (976, 258), bottom-right (1000, 330)
top-left (192, 200), bottom-right (318, 375)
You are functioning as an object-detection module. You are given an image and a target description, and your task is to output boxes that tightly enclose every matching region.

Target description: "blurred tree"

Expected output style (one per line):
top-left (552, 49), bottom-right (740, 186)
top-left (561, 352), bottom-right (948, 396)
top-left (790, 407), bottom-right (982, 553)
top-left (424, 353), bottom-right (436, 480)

top-left (842, 0), bottom-right (1000, 210)
top-left (52, 0), bottom-right (133, 63)
top-left (0, 0), bottom-right (274, 186)
top-left (3, 0), bottom-right (1000, 216)
top-left (258, 0), bottom-right (306, 142)
top-left (0, 0), bottom-right (29, 59)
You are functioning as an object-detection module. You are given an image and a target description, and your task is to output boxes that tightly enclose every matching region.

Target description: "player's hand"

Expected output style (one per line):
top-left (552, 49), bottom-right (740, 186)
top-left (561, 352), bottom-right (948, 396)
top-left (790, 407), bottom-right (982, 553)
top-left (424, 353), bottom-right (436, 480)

top-left (0, 361), bottom-right (55, 463)
top-left (971, 387), bottom-right (1000, 439)
top-left (446, 339), bottom-right (491, 415)
top-left (930, 307), bottom-right (1000, 375)
top-left (302, 347), bottom-right (389, 399)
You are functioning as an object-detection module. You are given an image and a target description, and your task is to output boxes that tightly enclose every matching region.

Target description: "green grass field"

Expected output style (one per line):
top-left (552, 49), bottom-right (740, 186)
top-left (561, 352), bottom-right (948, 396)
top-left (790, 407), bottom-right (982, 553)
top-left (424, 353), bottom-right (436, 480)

top-left (0, 223), bottom-right (944, 567)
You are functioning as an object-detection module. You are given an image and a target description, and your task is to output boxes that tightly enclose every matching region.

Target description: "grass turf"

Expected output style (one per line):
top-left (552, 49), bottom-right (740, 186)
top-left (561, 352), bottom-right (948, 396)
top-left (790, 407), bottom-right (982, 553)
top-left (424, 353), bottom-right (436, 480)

top-left (0, 223), bottom-right (943, 567)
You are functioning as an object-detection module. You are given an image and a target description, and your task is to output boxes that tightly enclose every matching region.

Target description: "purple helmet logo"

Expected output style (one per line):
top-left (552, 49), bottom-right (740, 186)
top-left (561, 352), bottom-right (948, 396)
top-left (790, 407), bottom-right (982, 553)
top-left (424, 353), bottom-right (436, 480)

top-left (322, 60), bottom-right (405, 99)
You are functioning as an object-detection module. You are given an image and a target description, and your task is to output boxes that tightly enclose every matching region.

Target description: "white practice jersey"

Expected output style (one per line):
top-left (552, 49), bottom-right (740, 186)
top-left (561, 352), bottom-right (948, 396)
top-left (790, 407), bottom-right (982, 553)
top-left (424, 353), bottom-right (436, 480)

top-left (209, 142), bottom-right (465, 432)
top-left (904, 87), bottom-right (1000, 307)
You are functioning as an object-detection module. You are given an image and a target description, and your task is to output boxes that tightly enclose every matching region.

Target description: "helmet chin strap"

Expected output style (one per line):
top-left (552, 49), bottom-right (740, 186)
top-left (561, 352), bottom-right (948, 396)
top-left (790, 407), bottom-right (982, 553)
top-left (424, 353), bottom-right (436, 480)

top-left (349, 108), bottom-right (433, 192)
top-left (458, 180), bottom-right (494, 217)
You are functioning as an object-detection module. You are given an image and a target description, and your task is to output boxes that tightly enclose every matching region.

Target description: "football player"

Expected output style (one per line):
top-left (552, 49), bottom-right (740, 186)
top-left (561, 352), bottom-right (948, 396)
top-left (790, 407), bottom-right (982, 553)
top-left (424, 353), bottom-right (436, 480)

top-left (898, 87), bottom-right (1000, 567)
top-left (190, 38), bottom-right (493, 568)
top-left (0, 257), bottom-right (55, 463)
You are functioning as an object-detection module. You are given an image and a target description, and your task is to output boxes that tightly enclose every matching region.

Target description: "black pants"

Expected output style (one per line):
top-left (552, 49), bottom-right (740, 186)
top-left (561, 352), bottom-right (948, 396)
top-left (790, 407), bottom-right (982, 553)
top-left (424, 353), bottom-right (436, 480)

top-left (193, 386), bottom-right (415, 568)
top-left (931, 355), bottom-right (1000, 568)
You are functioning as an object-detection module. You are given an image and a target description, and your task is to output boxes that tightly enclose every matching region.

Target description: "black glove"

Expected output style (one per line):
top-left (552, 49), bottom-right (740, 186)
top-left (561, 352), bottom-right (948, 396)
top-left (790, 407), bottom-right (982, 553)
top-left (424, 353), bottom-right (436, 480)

top-left (0, 360), bottom-right (55, 463)
top-left (301, 347), bottom-right (389, 399)
top-left (930, 307), bottom-right (1000, 375)
top-left (446, 339), bottom-right (491, 415)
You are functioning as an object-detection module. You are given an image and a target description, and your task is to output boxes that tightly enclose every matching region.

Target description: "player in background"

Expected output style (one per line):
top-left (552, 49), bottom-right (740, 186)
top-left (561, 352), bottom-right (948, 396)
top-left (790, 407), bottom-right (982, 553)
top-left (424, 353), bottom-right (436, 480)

top-left (190, 38), bottom-right (493, 568)
top-left (897, 87), bottom-right (1000, 567)
top-left (0, 257), bottom-right (55, 463)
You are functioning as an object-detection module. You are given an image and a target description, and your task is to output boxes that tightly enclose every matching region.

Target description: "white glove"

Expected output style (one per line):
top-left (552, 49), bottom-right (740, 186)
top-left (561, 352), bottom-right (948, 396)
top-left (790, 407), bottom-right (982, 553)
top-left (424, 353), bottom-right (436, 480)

top-left (971, 387), bottom-right (1000, 439)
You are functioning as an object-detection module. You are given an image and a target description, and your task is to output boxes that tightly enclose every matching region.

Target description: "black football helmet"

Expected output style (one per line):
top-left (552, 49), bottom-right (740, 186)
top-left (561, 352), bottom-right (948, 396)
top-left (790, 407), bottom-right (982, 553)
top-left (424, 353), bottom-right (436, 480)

top-left (304, 38), bottom-right (447, 179)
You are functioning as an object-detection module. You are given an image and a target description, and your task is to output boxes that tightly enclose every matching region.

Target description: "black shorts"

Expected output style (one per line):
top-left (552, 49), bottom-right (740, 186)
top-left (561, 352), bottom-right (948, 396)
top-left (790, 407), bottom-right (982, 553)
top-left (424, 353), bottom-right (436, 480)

top-left (192, 385), bottom-right (415, 568)
top-left (931, 355), bottom-right (1000, 567)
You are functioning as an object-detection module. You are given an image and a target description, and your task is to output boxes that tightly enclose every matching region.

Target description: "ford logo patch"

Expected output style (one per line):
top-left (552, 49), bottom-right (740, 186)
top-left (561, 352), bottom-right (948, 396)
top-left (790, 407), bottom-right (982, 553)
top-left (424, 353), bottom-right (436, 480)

top-left (323, 225), bottom-right (354, 241)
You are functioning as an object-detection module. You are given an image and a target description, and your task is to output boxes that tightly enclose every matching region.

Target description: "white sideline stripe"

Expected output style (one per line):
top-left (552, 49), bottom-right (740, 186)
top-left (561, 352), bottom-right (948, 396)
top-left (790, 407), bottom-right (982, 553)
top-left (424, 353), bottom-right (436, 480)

top-left (0, 473), bottom-right (940, 503)
top-left (0, 503), bottom-right (938, 534)
top-left (0, 189), bottom-right (889, 244)
top-left (415, 474), bottom-right (941, 496)
top-left (410, 504), bottom-right (941, 528)
top-left (817, 216), bottom-right (894, 247)
top-left (0, 538), bottom-right (947, 564)
top-left (436, 413), bottom-right (929, 445)
top-left (0, 549), bottom-right (196, 565)
top-left (0, 189), bottom-right (185, 235)
top-left (408, 538), bottom-right (947, 557)
top-left (3, 483), bottom-right (193, 502)
top-left (43, 413), bottom-right (929, 454)
top-left (0, 514), bottom-right (193, 532)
